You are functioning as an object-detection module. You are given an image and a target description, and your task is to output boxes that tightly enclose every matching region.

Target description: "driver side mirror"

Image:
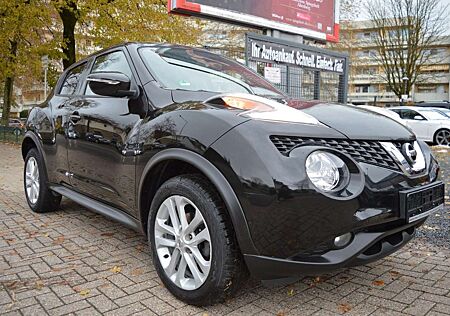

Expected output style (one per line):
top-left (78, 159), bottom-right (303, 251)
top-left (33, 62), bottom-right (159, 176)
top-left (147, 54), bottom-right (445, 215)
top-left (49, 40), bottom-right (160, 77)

top-left (413, 115), bottom-right (425, 121)
top-left (87, 72), bottom-right (136, 98)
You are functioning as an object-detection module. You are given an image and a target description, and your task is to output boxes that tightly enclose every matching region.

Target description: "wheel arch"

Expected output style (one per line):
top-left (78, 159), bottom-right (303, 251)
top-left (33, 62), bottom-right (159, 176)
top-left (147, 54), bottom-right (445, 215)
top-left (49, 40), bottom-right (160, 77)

top-left (22, 131), bottom-right (45, 163)
top-left (433, 127), bottom-right (450, 145)
top-left (138, 148), bottom-right (258, 255)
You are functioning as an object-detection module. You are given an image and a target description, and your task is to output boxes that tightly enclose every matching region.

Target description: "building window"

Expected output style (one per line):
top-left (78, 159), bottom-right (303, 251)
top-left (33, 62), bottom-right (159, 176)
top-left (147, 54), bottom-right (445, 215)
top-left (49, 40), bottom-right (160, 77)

top-left (355, 85), bottom-right (378, 93)
top-left (355, 85), bottom-right (369, 93)
top-left (416, 85), bottom-right (438, 94)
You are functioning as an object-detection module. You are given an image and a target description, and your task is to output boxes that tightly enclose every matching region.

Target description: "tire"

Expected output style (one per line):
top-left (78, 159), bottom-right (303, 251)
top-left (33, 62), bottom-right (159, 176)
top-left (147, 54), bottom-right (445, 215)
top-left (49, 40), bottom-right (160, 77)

top-left (434, 129), bottom-right (450, 146)
top-left (24, 148), bottom-right (61, 213)
top-left (148, 174), bottom-right (247, 306)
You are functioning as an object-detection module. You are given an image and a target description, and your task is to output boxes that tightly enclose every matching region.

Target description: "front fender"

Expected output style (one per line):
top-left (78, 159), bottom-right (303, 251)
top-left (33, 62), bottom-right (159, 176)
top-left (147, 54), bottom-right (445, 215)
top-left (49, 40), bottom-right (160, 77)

top-left (137, 148), bottom-right (258, 255)
top-left (22, 130), bottom-right (45, 161)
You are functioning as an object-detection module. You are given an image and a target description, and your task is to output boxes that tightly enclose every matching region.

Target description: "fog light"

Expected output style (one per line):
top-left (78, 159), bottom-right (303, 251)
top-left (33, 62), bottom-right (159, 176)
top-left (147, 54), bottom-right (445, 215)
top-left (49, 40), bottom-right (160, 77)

top-left (334, 233), bottom-right (352, 248)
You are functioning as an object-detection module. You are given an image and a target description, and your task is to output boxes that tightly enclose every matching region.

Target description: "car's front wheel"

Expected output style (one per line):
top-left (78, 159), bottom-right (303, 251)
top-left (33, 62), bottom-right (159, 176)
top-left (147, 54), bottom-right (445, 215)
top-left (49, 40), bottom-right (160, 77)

top-left (148, 175), bottom-right (247, 306)
top-left (434, 128), bottom-right (450, 146)
top-left (24, 148), bottom-right (61, 213)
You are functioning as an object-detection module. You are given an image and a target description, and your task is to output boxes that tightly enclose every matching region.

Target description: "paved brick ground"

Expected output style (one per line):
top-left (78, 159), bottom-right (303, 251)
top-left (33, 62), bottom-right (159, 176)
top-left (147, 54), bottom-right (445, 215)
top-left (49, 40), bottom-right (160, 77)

top-left (0, 142), bottom-right (449, 316)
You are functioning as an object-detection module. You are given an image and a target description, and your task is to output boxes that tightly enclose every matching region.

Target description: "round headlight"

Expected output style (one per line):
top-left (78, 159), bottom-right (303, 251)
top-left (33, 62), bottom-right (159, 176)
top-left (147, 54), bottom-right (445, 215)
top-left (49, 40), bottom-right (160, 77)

top-left (305, 151), bottom-right (349, 192)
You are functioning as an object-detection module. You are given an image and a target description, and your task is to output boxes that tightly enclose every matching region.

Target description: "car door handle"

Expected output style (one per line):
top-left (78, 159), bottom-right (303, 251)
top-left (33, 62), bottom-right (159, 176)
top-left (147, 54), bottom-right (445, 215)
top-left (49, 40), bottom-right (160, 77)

top-left (69, 112), bottom-right (81, 123)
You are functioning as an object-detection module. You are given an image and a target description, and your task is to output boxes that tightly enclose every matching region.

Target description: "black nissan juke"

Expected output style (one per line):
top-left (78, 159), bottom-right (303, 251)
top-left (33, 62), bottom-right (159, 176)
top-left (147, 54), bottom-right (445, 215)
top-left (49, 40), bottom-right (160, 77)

top-left (22, 43), bottom-right (445, 305)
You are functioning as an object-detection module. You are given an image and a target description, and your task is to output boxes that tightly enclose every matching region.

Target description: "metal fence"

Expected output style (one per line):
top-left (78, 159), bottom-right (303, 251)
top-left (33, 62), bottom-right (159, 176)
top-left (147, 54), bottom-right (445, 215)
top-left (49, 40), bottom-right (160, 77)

top-left (0, 126), bottom-right (25, 144)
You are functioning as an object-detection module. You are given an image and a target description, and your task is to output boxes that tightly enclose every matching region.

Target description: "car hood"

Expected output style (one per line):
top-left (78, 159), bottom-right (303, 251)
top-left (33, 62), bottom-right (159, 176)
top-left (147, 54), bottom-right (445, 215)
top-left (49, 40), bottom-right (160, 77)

top-left (288, 100), bottom-right (415, 141)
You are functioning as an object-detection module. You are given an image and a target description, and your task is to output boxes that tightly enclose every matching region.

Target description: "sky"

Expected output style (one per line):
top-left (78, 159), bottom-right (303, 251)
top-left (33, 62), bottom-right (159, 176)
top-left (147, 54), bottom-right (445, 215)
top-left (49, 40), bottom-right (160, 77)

top-left (355, 0), bottom-right (450, 34)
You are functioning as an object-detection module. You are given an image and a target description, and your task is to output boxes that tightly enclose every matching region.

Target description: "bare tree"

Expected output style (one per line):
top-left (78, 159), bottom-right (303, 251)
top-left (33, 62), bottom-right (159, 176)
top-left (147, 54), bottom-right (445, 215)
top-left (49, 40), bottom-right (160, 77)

top-left (340, 0), bottom-right (361, 21)
top-left (367, 0), bottom-right (449, 99)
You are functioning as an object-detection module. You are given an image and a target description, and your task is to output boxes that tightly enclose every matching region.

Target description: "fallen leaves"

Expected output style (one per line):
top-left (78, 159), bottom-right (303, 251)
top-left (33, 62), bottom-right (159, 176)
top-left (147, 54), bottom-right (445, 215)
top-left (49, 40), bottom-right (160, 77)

top-left (79, 289), bottom-right (90, 296)
top-left (52, 236), bottom-right (65, 245)
top-left (372, 280), bottom-right (385, 286)
top-left (110, 266), bottom-right (122, 273)
top-left (27, 231), bottom-right (39, 238)
top-left (389, 270), bottom-right (401, 277)
top-left (338, 303), bottom-right (352, 313)
top-left (5, 278), bottom-right (70, 293)
top-left (287, 288), bottom-right (295, 296)
top-left (135, 244), bottom-right (144, 252)
top-left (306, 275), bottom-right (326, 288)
top-left (131, 268), bottom-right (144, 276)
top-left (5, 281), bottom-right (19, 290)
top-left (7, 291), bottom-right (16, 310)
top-left (35, 280), bottom-right (44, 290)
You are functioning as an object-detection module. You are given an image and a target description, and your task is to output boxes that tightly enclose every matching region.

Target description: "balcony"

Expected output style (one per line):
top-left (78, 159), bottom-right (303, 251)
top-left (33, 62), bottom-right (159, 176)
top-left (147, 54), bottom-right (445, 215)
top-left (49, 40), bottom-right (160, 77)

top-left (349, 91), bottom-right (398, 103)
top-left (414, 92), bottom-right (449, 102)
top-left (350, 74), bottom-right (384, 84)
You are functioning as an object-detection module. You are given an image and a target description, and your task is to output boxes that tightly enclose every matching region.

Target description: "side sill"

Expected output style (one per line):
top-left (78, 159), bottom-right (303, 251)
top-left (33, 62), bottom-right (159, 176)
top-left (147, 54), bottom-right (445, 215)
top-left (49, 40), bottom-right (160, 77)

top-left (50, 185), bottom-right (143, 233)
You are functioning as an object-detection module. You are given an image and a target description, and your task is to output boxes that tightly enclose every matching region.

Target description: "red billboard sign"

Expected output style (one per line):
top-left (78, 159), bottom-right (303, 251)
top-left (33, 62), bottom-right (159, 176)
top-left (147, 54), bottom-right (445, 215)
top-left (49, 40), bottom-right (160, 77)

top-left (168, 0), bottom-right (340, 42)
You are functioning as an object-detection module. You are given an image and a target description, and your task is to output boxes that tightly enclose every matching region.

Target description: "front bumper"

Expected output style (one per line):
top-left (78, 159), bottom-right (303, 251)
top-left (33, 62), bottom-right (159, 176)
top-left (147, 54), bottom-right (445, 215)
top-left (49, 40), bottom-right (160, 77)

top-left (209, 120), bottom-right (441, 259)
top-left (244, 216), bottom-right (432, 281)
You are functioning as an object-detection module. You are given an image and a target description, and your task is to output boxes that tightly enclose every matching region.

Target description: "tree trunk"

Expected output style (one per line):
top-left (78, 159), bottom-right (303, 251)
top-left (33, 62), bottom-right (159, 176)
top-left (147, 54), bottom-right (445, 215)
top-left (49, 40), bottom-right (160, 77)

top-left (57, 0), bottom-right (78, 69)
top-left (1, 77), bottom-right (15, 126)
top-left (1, 40), bottom-right (18, 126)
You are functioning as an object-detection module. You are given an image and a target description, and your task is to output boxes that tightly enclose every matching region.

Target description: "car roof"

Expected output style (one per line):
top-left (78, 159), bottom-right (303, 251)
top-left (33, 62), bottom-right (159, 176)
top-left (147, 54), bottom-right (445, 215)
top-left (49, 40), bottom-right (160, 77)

top-left (84, 42), bottom-right (196, 60)
top-left (388, 106), bottom-right (416, 110)
top-left (389, 106), bottom-right (437, 111)
top-left (64, 42), bottom-right (212, 73)
top-left (416, 101), bottom-right (449, 104)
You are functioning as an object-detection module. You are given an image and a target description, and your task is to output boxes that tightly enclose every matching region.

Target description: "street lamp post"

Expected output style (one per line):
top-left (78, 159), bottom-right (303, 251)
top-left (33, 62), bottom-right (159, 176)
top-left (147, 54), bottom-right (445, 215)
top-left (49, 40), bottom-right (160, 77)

top-left (41, 55), bottom-right (49, 100)
top-left (401, 75), bottom-right (409, 105)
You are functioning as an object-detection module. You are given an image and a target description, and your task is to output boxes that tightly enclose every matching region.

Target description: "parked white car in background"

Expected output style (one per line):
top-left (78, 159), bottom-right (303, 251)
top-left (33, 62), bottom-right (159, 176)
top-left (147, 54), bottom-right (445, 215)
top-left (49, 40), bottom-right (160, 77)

top-left (389, 106), bottom-right (450, 146)
top-left (355, 105), bottom-right (405, 125)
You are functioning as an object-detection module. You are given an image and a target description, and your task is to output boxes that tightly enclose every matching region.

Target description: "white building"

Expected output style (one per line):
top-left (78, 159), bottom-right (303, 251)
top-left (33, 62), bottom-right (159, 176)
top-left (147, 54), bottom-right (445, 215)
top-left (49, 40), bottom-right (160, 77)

top-left (335, 20), bottom-right (450, 105)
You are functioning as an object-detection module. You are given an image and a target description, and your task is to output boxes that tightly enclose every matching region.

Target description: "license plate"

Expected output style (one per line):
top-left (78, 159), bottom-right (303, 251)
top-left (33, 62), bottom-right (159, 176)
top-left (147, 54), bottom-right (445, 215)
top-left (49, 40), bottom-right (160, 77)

top-left (400, 181), bottom-right (445, 223)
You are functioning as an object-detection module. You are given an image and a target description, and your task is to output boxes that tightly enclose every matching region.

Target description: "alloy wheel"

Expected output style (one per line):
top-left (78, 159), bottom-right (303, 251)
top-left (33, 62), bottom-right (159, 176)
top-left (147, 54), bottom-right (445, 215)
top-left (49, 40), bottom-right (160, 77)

top-left (25, 157), bottom-right (40, 204)
top-left (154, 195), bottom-right (212, 290)
top-left (436, 130), bottom-right (450, 146)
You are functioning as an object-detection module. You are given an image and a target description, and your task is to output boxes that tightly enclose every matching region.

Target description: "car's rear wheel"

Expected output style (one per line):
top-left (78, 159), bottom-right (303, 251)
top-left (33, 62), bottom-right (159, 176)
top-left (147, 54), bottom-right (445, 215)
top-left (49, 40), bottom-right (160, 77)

top-left (24, 148), bottom-right (61, 213)
top-left (148, 174), bottom-right (247, 306)
top-left (434, 129), bottom-right (450, 146)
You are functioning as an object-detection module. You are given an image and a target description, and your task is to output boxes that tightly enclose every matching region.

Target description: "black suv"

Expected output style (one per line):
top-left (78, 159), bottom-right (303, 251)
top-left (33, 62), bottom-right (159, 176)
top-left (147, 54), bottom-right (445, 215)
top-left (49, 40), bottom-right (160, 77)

top-left (22, 43), bottom-right (444, 305)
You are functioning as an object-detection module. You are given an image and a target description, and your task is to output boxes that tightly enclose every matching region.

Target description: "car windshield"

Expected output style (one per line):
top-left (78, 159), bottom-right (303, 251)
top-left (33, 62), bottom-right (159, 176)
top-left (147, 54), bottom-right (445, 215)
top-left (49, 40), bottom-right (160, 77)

top-left (139, 46), bottom-right (284, 98)
top-left (420, 109), bottom-right (449, 120)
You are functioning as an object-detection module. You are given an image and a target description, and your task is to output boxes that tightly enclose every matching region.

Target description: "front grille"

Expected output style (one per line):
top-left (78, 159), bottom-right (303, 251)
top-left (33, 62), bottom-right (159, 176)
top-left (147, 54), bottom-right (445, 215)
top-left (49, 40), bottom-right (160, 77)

top-left (270, 135), bottom-right (399, 170)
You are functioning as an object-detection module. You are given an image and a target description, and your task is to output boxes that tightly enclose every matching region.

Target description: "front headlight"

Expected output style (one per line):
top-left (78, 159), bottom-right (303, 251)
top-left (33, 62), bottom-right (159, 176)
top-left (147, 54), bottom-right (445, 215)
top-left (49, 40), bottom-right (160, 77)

top-left (206, 93), bottom-right (320, 125)
top-left (306, 151), bottom-right (349, 192)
